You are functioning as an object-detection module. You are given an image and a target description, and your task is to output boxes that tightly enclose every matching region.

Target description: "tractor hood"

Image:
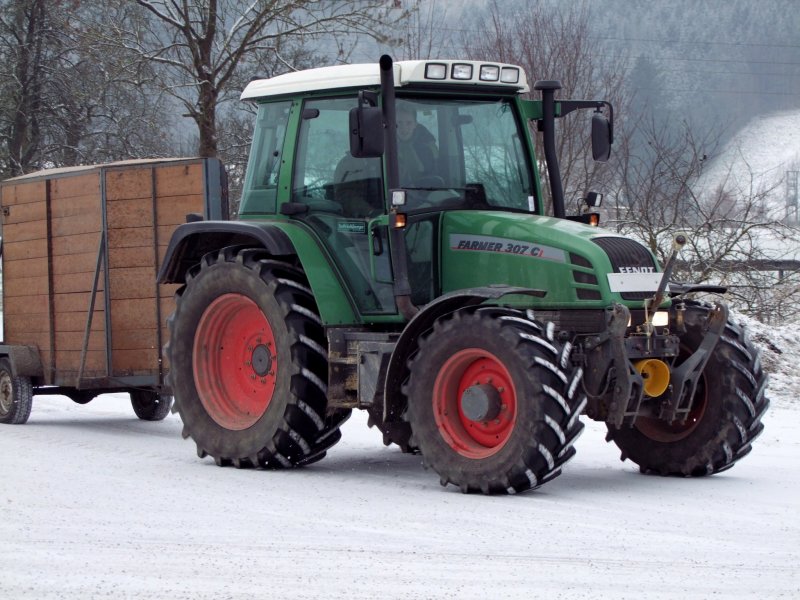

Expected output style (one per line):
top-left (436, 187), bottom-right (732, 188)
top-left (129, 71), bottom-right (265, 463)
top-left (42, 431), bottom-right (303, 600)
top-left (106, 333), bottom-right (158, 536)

top-left (439, 211), bottom-right (660, 308)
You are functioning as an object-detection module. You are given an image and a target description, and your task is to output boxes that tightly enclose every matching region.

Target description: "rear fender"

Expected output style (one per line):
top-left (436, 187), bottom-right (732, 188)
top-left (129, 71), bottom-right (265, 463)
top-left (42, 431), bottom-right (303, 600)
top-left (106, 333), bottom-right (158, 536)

top-left (157, 220), bottom-right (358, 325)
top-left (157, 221), bottom-right (295, 284)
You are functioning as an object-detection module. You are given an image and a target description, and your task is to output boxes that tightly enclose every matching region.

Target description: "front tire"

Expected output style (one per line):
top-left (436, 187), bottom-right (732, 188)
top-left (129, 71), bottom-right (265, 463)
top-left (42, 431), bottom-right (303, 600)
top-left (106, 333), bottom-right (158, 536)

top-left (607, 302), bottom-right (769, 476)
top-left (166, 247), bottom-right (348, 468)
top-left (403, 308), bottom-right (585, 494)
top-left (0, 358), bottom-right (33, 424)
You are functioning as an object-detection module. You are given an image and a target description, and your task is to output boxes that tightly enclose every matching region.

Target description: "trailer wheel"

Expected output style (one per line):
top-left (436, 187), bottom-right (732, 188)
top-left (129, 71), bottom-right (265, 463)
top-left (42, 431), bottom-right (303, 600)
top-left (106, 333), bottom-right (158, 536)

top-left (0, 358), bottom-right (33, 425)
top-left (403, 308), bottom-right (585, 494)
top-left (166, 247), bottom-right (348, 468)
top-left (607, 302), bottom-right (769, 476)
top-left (130, 390), bottom-right (173, 421)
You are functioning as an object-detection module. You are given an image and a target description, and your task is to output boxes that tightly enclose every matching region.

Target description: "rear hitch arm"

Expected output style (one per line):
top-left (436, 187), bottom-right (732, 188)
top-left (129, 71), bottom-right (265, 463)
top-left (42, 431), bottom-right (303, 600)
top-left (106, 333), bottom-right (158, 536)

top-left (660, 303), bottom-right (728, 423)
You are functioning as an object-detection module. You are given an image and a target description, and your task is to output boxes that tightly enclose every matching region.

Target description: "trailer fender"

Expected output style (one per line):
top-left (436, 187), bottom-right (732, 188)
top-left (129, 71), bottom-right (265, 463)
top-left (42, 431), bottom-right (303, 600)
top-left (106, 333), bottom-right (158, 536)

top-left (381, 286), bottom-right (546, 423)
top-left (0, 345), bottom-right (44, 378)
top-left (157, 221), bottom-right (296, 284)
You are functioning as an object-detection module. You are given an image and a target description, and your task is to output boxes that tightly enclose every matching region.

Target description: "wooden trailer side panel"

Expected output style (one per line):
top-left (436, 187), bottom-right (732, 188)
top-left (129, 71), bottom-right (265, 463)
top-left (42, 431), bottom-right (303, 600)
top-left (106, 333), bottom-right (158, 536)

top-left (154, 163), bottom-right (205, 372)
top-left (49, 174), bottom-right (106, 380)
top-left (105, 167), bottom-right (159, 376)
top-left (1, 180), bottom-right (54, 377)
top-left (0, 173), bottom-right (109, 384)
top-left (105, 161), bottom-right (205, 377)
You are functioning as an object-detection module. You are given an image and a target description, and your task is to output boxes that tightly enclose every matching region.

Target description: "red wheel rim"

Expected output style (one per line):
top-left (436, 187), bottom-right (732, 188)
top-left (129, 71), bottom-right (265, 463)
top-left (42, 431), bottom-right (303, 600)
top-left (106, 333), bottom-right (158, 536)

top-left (432, 348), bottom-right (517, 458)
top-left (193, 294), bottom-right (278, 430)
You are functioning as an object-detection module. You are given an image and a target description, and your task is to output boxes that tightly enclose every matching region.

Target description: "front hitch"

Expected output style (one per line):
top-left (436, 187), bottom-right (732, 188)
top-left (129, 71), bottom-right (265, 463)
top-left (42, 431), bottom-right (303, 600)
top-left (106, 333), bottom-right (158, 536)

top-left (607, 304), bottom-right (645, 428)
top-left (660, 303), bottom-right (728, 423)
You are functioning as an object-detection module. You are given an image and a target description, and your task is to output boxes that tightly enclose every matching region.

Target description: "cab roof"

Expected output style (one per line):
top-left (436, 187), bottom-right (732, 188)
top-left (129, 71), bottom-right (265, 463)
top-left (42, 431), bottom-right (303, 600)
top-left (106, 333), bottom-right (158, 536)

top-left (241, 59), bottom-right (529, 101)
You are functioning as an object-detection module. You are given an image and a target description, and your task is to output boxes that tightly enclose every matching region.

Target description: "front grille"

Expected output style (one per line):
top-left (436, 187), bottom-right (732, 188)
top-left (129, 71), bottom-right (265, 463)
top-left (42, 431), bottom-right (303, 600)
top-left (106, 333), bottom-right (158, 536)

top-left (569, 252), bottom-right (599, 301)
top-left (592, 236), bottom-right (658, 300)
top-left (576, 288), bottom-right (602, 300)
top-left (573, 271), bottom-right (598, 285)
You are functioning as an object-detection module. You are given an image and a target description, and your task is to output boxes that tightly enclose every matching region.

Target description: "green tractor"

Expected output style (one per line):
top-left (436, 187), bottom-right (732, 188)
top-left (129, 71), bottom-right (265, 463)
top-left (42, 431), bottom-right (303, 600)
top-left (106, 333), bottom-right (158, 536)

top-left (158, 56), bottom-right (768, 494)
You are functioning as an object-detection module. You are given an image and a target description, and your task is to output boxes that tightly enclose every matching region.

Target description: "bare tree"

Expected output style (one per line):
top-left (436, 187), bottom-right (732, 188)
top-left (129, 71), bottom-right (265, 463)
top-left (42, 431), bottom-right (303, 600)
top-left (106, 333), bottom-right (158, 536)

top-left (0, 0), bottom-right (48, 175)
top-left (462, 0), bottom-right (629, 213)
top-left (609, 117), bottom-right (800, 322)
top-left (393, 0), bottom-right (452, 60)
top-left (0, 0), bottom-right (176, 176)
top-left (111, 0), bottom-right (408, 158)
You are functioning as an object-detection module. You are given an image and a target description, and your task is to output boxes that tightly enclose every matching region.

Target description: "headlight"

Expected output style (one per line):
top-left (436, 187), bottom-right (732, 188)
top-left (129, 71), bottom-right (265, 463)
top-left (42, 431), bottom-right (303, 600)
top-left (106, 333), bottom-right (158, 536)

top-left (652, 311), bottom-right (669, 327)
top-left (500, 67), bottom-right (520, 83)
top-left (451, 63), bottom-right (473, 80)
top-left (479, 65), bottom-right (500, 81)
top-left (424, 63), bottom-right (447, 80)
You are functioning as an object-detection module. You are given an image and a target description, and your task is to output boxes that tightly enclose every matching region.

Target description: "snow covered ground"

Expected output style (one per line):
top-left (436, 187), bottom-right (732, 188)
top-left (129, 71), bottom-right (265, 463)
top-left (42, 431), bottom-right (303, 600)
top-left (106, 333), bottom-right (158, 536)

top-left (1, 384), bottom-right (797, 599)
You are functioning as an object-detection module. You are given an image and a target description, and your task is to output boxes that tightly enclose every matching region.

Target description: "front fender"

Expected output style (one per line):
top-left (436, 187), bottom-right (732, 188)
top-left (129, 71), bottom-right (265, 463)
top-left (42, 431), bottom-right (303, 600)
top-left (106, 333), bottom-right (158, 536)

top-left (382, 285), bottom-right (546, 423)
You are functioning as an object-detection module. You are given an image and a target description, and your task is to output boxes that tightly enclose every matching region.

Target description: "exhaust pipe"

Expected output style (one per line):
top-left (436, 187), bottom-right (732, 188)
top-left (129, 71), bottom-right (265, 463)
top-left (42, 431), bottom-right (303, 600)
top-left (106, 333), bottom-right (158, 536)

top-left (379, 55), bottom-right (419, 320)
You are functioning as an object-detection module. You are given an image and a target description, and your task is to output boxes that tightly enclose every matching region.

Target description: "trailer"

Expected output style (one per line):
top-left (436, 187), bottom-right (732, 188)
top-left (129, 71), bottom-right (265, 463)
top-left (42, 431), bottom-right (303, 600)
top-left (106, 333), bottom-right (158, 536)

top-left (0, 157), bottom-right (227, 423)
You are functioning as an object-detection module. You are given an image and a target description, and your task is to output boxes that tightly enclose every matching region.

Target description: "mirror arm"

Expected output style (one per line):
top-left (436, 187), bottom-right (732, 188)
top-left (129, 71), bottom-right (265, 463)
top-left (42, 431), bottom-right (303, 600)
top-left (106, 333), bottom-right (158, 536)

top-left (558, 100), bottom-right (614, 142)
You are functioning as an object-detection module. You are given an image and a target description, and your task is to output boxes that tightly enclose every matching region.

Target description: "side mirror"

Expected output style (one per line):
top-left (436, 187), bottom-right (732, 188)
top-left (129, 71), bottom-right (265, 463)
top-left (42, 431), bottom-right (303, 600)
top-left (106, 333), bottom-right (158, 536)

top-left (349, 102), bottom-right (384, 158)
top-left (591, 112), bottom-right (612, 162)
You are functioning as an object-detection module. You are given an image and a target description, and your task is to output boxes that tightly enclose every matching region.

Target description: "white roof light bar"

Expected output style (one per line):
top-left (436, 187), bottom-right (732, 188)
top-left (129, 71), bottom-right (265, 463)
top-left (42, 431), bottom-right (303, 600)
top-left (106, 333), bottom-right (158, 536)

top-left (242, 60), bottom-right (529, 100)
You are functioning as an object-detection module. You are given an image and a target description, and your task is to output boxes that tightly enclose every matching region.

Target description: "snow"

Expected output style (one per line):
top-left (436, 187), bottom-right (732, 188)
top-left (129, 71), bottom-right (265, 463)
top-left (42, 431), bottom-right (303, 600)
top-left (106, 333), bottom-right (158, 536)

top-left (701, 109), bottom-right (800, 209)
top-left (1, 370), bottom-right (798, 598)
top-left (732, 311), bottom-right (800, 403)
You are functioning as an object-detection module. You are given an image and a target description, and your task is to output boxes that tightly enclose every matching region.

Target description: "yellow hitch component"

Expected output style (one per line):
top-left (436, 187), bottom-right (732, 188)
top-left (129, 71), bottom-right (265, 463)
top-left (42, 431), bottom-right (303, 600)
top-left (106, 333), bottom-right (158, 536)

top-left (634, 359), bottom-right (671, 398)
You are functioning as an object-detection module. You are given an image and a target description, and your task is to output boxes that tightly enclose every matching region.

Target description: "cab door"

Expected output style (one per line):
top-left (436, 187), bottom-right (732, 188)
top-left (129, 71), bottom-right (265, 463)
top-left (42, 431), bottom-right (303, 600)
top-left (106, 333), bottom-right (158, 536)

top-left (291, 96), bottom-right (396, 315)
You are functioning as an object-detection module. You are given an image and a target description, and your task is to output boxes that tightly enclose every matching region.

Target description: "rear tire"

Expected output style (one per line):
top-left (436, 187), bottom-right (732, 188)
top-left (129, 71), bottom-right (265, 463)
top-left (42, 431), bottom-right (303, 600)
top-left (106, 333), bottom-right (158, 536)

top-left (130, 390), bottom-right (173, 421)
top-left (403, 308), bottom-right (585, 494)
top-left (166, 247), bottom-right (348, 468)
top-left (607, 302), bottom-right (769, 476)
top-left (0, 358), bottom-right (33, 425)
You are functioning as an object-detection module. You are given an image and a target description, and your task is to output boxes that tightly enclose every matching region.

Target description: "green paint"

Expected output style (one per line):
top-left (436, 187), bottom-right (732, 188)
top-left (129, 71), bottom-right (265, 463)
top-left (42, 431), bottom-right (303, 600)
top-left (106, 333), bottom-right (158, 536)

top-left (440, 211), bottom-right (658, 309)
top-left (240, 218), bottom-right (360, 325)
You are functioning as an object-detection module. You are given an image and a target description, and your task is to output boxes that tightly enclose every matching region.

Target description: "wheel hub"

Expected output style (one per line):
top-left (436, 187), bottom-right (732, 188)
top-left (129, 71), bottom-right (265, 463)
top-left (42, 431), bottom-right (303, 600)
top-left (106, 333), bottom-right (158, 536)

top-left (251, 344), bottom-right (273, 377)
top-left (460, 384), bottom-right (502, 422)
top-left (0, 373), bottom-right (12, 415)
top-left (432, 349), bottom-right (517, 459)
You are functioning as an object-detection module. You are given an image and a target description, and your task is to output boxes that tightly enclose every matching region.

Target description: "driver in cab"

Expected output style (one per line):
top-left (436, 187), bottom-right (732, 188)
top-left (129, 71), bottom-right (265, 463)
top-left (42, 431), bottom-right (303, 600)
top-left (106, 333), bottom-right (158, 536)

top-left (396, 104), bottom-right (438, 186)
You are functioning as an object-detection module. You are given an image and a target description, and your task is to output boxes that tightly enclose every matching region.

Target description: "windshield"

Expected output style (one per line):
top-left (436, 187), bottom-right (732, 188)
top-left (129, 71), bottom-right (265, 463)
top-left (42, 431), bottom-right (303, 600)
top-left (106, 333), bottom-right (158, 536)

top-left (395, 97), bottom-right (536, 213)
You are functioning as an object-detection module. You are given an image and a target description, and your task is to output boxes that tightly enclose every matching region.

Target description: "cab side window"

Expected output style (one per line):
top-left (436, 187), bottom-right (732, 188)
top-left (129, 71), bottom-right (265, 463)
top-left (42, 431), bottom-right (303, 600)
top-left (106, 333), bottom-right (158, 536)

top-left (240, 101), bottom-right (291, 214)
top-left (292, 97), bottom-right (383, 218)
